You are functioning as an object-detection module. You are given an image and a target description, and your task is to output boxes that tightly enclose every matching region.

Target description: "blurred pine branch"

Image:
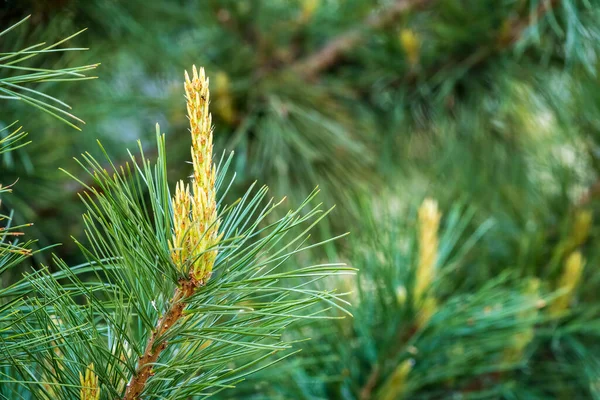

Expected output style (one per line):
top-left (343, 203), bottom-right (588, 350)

top-left (2, 1), bottom-right (600, 398)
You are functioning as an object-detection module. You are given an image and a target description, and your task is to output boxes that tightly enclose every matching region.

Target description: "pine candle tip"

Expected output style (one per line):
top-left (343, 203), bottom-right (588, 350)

top-left (79, 363), bottom-right (100, 400)
top-left (400, 29), bottom-right (420, 66)
top-left (170, 65), bottom-right (221, 285)
top-left (572, 209), bottom-right (593, 247)
top-left (551, 251), bottom-right (585, 316)
top-left (414, 197), bottom-right (441, 303)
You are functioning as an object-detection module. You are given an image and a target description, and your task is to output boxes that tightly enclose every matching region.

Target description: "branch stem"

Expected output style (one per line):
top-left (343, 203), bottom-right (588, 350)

top-left (293, 0), bottom-right (433, 78)
top-left (123, 280), bottom-right (197, 400)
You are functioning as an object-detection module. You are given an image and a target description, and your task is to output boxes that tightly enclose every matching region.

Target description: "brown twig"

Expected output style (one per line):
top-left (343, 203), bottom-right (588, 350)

top-left (502, 0), bottom-right (559, 47)
top-left (359, 364), bottom-right (380, 400)
top-left (404, 0), bottom-right (559, 88)
top-left (123, 279), bottom-right (197, 400)
top-left (359, 323), bottom-right (419, 400)
top-left (293, 0), bottom-right (434, 78)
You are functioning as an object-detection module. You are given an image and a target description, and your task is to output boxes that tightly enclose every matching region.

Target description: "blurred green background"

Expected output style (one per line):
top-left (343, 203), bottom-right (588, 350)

top-left (3, 0), bottom-right (600, 398)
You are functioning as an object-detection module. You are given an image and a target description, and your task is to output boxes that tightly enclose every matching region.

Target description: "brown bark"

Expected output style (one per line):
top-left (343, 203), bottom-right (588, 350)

top-left (359, 364), bottom-right (380, 400)
top-left (123, 280), bottom-right (197, 400)
top-left (293, 0), bottom-right (434, 78)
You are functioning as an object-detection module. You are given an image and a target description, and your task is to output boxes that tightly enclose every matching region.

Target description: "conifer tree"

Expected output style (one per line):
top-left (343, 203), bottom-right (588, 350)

top-left (0, 59), bottom-right (350, 398)
top-left (3, 1), bottom-right (600, 399)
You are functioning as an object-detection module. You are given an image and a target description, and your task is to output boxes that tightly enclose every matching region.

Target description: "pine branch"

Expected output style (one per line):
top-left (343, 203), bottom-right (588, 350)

top-left (293, 0), bottom-right (434, 78)
top-left (0, 13), bottom-right (96, 311)
top-left (28, 0), bottom-right (432, 217)
top-left (1, 65), bottom-right (351, 398)
top-left (22, 0), bottom-right (564, 233)
top-left (123, 280), bottom-right (196, 399)
top-left (403, 0), bottom-right (560, 88)
top-left (0, 16), bottom-right (98, 131)
top-left (502, 0), bottom-right (559, 47)
top-left (359, 364), bottom-right (380, 400)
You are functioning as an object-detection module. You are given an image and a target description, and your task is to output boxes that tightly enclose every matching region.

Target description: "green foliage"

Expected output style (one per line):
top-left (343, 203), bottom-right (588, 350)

top-left (0, 16), bottom-right (97, 131)
top-left (0, 13), bottom-right (352, 398)
top-left (0, 111), bottom-right (350, 398)
top-left (0, 18), bottom-right (94, 398)
top-left (4, 0), bottom-right (600, 252)
top-left (0, 15), bottom-right (97, 361)
top-left (3, 0), bottom-right (600, 398)
top-left (0, 14), bottom-right (97, 259)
